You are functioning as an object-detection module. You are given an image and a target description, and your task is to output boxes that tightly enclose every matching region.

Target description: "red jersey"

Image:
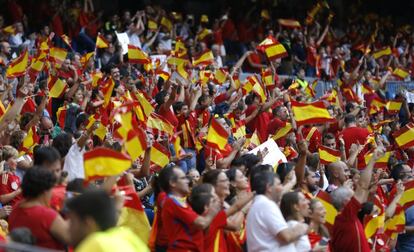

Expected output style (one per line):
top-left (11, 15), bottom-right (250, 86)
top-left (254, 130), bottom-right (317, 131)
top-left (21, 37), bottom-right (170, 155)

top-left (158, 105), bottom-right (179, 129)
top-left (302, 126), bottom-right (322, 153)
top-left (331, 197), bottom-right (370, 252)
top-left (246, 105), bottom-right (271, 143)
top-left (49, 184), bottom-right (66, 212)
top-left (196, 108), bottom-right (211, 128)
top-left (204, 210), bottom-right (227, 252)
top-left (9, 205), bottom-right (64, 250)
top-left (0, 172), bottom-right (22, 207)
top-left (306, 46), bottom-right (318, 67)
top-left (155, 192), bottom-right (169, 247)
top-left (162, 195), bottom-right (203, 251)
top-left (177, 112), bottom-right (197, 149)
top-left (339, 126), bottom-right (370, 157)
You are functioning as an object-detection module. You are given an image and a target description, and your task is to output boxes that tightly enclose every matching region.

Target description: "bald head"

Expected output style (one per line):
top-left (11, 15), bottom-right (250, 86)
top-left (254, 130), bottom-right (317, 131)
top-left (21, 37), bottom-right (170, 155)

top-left (327, 161), bottom-right (350, 185)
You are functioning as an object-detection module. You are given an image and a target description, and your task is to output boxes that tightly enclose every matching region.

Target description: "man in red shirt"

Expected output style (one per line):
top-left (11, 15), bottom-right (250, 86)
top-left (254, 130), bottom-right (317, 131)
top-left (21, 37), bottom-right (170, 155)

top-left (339, 114), bottom-right (370, 158)
top-left (330, 147), bottom-right (385, 252)
top-left (160, 166), bottom-right (221, 251)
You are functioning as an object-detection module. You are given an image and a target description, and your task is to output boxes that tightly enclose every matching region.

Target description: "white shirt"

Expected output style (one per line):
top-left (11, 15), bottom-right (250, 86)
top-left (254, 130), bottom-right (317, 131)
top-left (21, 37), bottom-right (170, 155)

top-left (246, 195), bottom-right (296, 252)
top-left (287, 220), bottom-right (311, 252)
top-left (128, 32), bottom-right (142, 49)
top-left (63, 143), bottom-right (86, 181)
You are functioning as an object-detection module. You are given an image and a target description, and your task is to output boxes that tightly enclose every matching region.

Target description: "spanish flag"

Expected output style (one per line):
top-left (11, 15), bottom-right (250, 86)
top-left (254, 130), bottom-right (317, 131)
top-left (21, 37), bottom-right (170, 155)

top-left (148, 19), bottom-right (158, 30)
top-left (146, 113), bottom-right (174, 137)
top-left (248, 130), bottom-right (261, 148)
top-left (384, 205), bottom-right (405, 239)
top-left (318, 146), bottom-right (340, 165)
top-left (101, 78), bottom-right (115, 107)
top-left (372, 47), bottom-right (391, 59)
top-left (252, 81), bottom-right (266, 103)
top-left (193, 50), bottom-right (214, 66)
top-left (6, 48), bottom-right (29, 78)
top-left (0, 100), bottom-right (6, 120)
top-left (316, 190), bottom-right (337, 230)
top-left (80, 52), bottom-right (94, 68)
top-left (363, 149), bottom-right (392, 169)
top-left (264, 41), bottom-right (288, 61)
top-left (94, 123), bottom-right (107, 141)
top-left (47, 76), bottom-right (67, 98)
top-left (196, 28), bottom-right (212, 41)
top-left (214, 68), bottom-right (228, 85)
top-left (135, 91), bottom-right (155, 121)
top-left (291, 100), bottom-right (335, 126)
top-left (167, 53), bottom-right (188, 67)
top-left (206, 118), bottom-right (229, 151)
top-left (83, 147), bottom-right (132, 181)
top-left (177, 63), bottom-right (189, 79)
top-left (392, 122), bottom-right (414, 149)
top-left (96, 34), bottom-right (109, 49)
top-left (160, 16), bottom-right (173, 31)
top-left (232, 74), bottom-right (242, 90)
top-left (117, 186), bottom-right (151, 243)
top-left (29, 55), bottom-right (46, 79)
top-left (278, 19), bottom-right (301, 29)
top-left (272, 123), bottom-right (293, 141)
top-left (257, 35), bottom-right (277, 52)
top-left (393, 67), bottom-right (410, 80)
top-left (114, 111), bottom-right (135, 140)
top-left (361, 83), bottom-right (374, 95)
top-left (49, 47), bottom-right (68, 67)
top-left (396, 180), bottom-right (414, 210)
top-left (150, 142), bottom-right (170, 168)
top-left (174, 38), bottom-right (187, 57)
top-left (2, 25), bottom-right (15, 34)
top-left (199, 70), bottom-right (212, 84)
top-left (20, 127), bottom-right (39, 154)
top-left (364, 195), bottom-right (385, 239)
top-left (125, 129), bottom-right (147, 161)
top-left (128, 44), bottom-right (150, 64)
top-left (386, 100), bottom-right (403, 114)
top-left (56, 106), bottom-right (67, 129)
top-left (261, 68), bottom-right (274, 89)
top-left (305, 2), bottom-right (322, 25)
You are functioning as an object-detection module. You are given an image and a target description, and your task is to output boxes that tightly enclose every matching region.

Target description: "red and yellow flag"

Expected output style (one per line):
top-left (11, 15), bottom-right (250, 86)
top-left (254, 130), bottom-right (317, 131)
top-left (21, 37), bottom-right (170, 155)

top-left (134, 91), bottom-right (155, 121)
top-left (261, 68), bottom-right (274, 89)
top-left (125, 129), bottom-right (147, 161)
top-left (272, 123), bottom-right (293, 141)
top-left (384, 205), bottom-right (405, 239)
top-left (396, 180), bottom-right (414, 210)
top-left (151, 142), bottom-right (170, 168)
top-left (252, 81), bottom-right (266, 103)
top-left (101, 78), bottom-right (115, 107)
top-left (2, 25), bottom-right (15, 34)
top-left (146, 113), bottom-right (174, 137)
top-left (61, 34), bottom-right (72, 48)
top-left (83, 147), bottom-right (132, 181)
top-left (49, 47), bottom-right (68, 67)
top-left (176, 63), bottom-right (189, 80)
top-left (278, 19), bottom-right (301, 29)
top-left (393, 67), bottom-right (410, 80)
top-left (316, 190), bottom-right (338, 230)
top-left (386, 100), bottom-right (403, 114)
top-left (364, 195), bottom-right (385, 239)
top-left (393, 122), bottom-right (414, 149)
top-left (214, 68), bottom-right (228, 85)
top-left (291, 100), bottom-right (335, 126)
top-left (363, 149), bottom-right (392, 168)
top-left (56, 106), bottom-right (67, 129)
top-left (318, 146), bottom-right (340, 165)
top-left (264, 41), bottom-right (288, 61)
top-left (206, 118), bottom-right (229, 151)
top-left (160, 17), bottom-right (173, 31)
top-left (96, 34), bottom-right (109, 48)
top-left (20, 126), bottom-right (39, 155)
top-left (117, 186), bottom-right (151, 243)
top-left (196, 28), bottom-right (212, 41)
top-left (80, 52), bottom-right (94, 68)
top-left (6, 49), bottom-right (29, 78)
top-left (0, 100), bottom-right (6, 120)
top-left (372, 46), bottom-right (392, 59)
top-left (361, 83), bottom-right (374, 95)
top-left (193, 50), bottom-right (214, 66)
top-left (128, 44), bottom-right (150, 64)
top-left (47, 76), bottom-right (67, 98)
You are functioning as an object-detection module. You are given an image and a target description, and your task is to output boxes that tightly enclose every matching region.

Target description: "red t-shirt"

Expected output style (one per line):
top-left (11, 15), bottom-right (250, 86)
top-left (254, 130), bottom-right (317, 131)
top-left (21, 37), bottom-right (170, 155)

top-left (155, 192), bottom-right (169, 247)
top-left (0, 173), bottom-right (22, 207)
top-left (177, 112), bottom-right (197, 149)
top-left (307, 46), bottom-right (318, 67)
top-left (246, 105), bottom-right (271, 143)
top-left (244, 53), bottom-right (262, 73)
top-left (9, 205), bottom-right (64, 250)
top-left (49, 185), bottom-right (66, 212)
top-left (158, 105), bottom-right (179, 129)
top-left (331, 197), bottom-right (370, 252)
top-left (339, 126), bottom-right (370, 157)
top-left (221, 19), bottom-right (237, 41)
top-left (302, 126), bottom-right (322, 153)
top-left (196, 108), bottom-right (211, 128)
top-left (204, 210), bottom-right (227, 252)
top-left (162, 195), bottom-right (203, 251)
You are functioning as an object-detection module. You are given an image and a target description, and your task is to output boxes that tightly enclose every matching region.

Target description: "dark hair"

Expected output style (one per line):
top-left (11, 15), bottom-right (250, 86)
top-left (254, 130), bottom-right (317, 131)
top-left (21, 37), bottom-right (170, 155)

top-left (390, 163), bottom-right (407, 181)
top-left (173, 101), bottom-right (186, 114)
top-left (155, 90), bottom-right (168, 108)
top-left (280, 191), bottom-right (300, 220)
top-left (10, 130), bottom-right (25, 150)
top-left (240, 154), bottom-right (261, 177)
top-left (19, 112), bottom-right (34, 130)
top-left (67, 178), bottom-right (90, 194)
top-left (344, 114), bottom-right (356, 125)
top-left (67, 190), bottom-right (117, 231)
top-left (33, 146), bottom-right (61, 166)
top-left (21, 167), bottom-right (57, 199)
top-left (225, 168), bottom-right (238, 204)
top-left (251, 171), bottom-right (275, 195)
top-left (52, 133), bottom-right (73, 158)
top-left (276, 162), bottom-right (294, 184)
top-left (9, 228), bottom-right (36, 245)
top-left (158, 166), bottom-right (179, 193)
top-left (188, 183), bottom-right (214, 214)
top-left (202, 169), bottom-right (223, 186)
top-left (322, 133), bottom-right (335, 143)
top-left (75, 112), bottom-right (88, 131)
top-left (345, 102), bottom-right (355, 114)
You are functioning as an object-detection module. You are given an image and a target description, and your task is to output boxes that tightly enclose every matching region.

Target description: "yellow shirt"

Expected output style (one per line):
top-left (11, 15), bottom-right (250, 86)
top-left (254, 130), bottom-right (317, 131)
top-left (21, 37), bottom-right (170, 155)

top-left (76, 227), bottom-right (149, 252)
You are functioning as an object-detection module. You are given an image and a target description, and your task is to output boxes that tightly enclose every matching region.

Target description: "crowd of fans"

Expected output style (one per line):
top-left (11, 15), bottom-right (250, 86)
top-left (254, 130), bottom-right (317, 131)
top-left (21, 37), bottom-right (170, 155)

top-left (0, 0), bottom-right (411, 252)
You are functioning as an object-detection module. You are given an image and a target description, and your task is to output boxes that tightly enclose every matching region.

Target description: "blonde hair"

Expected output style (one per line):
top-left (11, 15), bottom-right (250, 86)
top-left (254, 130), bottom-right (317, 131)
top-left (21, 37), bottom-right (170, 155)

top-left (2, 145), bottom-right (18, 161)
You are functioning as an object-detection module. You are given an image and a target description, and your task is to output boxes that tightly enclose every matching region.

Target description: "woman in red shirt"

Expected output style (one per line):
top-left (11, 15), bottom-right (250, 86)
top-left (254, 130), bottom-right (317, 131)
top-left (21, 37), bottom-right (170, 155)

top-left (0, 146), bottom-right (22, 207)
top-left (8, 168), bottom-right (70, 250)
top-left (308, 198), bottom-right (330, 251)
